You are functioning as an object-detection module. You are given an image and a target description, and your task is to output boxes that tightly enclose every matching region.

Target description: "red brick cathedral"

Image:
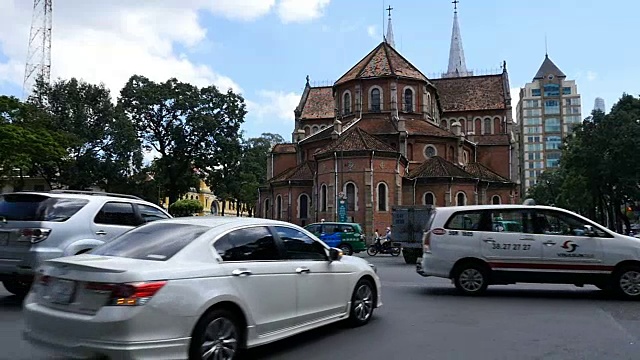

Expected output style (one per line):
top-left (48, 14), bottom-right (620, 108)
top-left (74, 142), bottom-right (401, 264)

top-left (258, 8), bottom-right (520, 235)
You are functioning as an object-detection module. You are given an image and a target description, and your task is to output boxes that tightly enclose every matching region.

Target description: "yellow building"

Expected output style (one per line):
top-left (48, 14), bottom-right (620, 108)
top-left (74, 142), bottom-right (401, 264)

top-left (164, 180), bottom-right (250, 217)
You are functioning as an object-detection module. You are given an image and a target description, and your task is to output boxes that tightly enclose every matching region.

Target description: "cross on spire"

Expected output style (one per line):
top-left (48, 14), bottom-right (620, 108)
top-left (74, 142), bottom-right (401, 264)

top-left (452, 0), bottom-right (459, 12)
top-left (386, 5), bottom-right (393, 17)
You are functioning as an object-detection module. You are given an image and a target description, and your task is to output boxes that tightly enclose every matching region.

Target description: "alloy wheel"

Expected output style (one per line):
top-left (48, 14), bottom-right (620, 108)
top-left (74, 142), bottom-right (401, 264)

top-left (459, 268), bottom-right (484, 292)
top-left (619, 270), bottom-right (640, 297)
top-left (353, 284), bottom-right (374, 321)
top-left (200, 317), bottom-right (238, 360)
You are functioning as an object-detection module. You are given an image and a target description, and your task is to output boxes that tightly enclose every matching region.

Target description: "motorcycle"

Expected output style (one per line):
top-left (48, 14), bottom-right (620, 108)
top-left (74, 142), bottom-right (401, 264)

top-left (367, 238), bottom-right (402, 256)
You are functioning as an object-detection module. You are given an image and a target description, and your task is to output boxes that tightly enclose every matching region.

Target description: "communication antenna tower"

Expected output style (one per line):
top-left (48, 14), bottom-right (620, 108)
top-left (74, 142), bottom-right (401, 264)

top-left (22, 0), bottom-right (52, 100)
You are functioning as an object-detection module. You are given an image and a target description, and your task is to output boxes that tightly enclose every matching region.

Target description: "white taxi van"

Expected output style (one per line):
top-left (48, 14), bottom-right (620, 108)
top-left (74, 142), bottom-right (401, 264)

top-left (417, 202), bottom-right (640, 298)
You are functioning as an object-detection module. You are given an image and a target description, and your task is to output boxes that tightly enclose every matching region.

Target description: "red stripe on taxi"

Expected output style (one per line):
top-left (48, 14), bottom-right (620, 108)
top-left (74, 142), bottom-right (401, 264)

top-left (488, 262), bottom-right (615, 272)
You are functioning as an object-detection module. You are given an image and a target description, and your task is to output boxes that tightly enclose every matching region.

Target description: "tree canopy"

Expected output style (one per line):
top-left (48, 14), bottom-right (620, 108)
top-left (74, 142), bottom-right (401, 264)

top-left (527, 93), bottom-right (640, 232)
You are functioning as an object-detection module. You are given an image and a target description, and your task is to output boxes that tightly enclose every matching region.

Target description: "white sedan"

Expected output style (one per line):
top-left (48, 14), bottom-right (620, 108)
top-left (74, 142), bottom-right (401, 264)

top-left (22, 217), bottom-right (382, 360)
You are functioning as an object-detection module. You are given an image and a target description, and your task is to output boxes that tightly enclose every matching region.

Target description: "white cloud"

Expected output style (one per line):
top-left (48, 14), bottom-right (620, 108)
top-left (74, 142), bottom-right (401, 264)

top-left (277, 0), bottom-right (331, 24)
top-left (0, 0), bottom-right (246, 100)
top-left (586, 71), bottom-right (597, 81)
top-left (367, 25), bottom-right (378, 40)
top-left (0, 0), bottom-right (331, 100)
top-left (246, 90), bottom-right (300, 124)
top-left (209, 0), bottom-right (276, 21)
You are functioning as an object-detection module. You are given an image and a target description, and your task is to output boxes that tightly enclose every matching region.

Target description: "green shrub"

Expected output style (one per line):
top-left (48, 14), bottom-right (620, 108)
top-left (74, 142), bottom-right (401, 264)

top-left (168, 199), bottom-right (203, 217)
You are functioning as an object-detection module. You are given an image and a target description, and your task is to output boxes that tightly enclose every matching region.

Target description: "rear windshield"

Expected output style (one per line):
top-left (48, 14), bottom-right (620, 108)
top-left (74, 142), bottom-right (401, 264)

top-left (91, 222), bottom-right (210, 261)
top-left (0, 194), bottom-right (89, 222)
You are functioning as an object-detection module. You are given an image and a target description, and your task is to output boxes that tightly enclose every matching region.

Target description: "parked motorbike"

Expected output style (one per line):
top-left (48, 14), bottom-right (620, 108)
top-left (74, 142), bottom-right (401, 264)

top-left (367, 238), bottom-right (402, 256)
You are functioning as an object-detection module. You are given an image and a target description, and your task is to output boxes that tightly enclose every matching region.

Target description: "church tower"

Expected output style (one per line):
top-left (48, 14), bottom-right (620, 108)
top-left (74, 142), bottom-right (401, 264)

top-left (443, 1), bottom-right (473, 78)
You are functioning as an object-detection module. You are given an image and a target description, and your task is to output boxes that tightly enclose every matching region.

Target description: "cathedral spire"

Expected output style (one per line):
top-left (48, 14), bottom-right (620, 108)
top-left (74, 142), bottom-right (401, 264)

top-left (443, 1), bottom-right (472, 78)
top-left (385, 5), bottom-right (395, 48)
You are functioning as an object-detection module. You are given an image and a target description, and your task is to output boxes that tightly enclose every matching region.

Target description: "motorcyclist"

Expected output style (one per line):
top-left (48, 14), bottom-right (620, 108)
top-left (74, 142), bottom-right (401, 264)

top-left (382, 227), bottom-right (392, 249)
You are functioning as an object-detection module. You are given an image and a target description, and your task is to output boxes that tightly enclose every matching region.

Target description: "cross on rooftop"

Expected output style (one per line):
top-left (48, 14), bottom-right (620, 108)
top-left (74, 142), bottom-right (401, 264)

top-left (452, 0), bottom-right (459, 11)
top-left (386, 5), bottom-right (393, 17)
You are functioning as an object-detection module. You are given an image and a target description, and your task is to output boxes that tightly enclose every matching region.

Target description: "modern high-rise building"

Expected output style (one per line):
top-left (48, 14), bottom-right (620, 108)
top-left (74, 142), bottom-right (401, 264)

top-left (594, 97), bottom-right (606, 113)
top-left (516, 54), bottom-right (582, 193)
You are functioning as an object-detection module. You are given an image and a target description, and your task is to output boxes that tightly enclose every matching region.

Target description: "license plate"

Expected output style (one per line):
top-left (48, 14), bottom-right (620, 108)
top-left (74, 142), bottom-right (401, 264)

top-left (0, 232), bottom-right (8, 246)
top-left (50, 279), bottom-right (76, 304)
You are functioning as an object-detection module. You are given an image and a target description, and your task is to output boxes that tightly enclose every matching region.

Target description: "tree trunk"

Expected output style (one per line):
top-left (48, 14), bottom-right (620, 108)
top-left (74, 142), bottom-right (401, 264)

top-left (236, 201), bottom-right (240, 217)
top-left (616, 205), bottom-right (631, 235)
top-left (221, 200), bottom-right (226, 216)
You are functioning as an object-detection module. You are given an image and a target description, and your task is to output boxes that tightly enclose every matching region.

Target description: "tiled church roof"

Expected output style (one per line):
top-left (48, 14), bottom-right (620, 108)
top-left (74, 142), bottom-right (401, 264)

top-left (335, 41), bottom-right (429, 86)
top-left (270, 161), bottom-right (314, 182)
top-left (408, 156), bottom-right (474, 179)
top-left (300, 86), bottom-right (334, 119)
top-left (431, 74), bottom-right (506, 112)
top-left (315, 127), bottom-right (396, 155)
top-left (464, 162), bottom-right (510, 183)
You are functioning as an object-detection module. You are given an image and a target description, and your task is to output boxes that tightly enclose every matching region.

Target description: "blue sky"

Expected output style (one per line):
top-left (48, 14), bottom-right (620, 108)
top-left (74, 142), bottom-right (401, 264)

top-left (0, 0), bottom-right (638, 141)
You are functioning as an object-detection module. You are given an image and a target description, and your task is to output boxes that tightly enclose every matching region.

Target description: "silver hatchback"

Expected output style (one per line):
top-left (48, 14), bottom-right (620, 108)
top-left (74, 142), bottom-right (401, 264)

top-left (0, 190), bottom-right (171, 296)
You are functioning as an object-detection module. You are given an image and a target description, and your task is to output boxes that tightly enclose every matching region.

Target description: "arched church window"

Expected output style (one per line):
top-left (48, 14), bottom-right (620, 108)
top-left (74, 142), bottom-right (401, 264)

top-left (377, 182), bottom-right (388, 211)
top-left (484, 118), bottom-right (491, 134)
top-left (276, 195), bottom-right (282, 219)
top-left (299, 194), bottom-right (309, 219)
top-left (371, 88), bottom-right (381, 112)
top-left (456, 192), bottom-right (466, 206)
top-left (404, 88), bottom-right (413, 112)
top-left (424, 192), bottom-right (435, 206)
top-left (343, 92), bottom-right (351, 115)
top-left (320, 184), bottom-right (327, 211)
top-left (345, 182), bottom-right (356, 211)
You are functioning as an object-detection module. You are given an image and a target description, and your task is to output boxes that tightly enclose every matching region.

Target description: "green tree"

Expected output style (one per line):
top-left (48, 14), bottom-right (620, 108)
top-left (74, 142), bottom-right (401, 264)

top-left (119, 75), bottom-right (246, 204)
top-left (233, 133), bottom-right (285, 216)
top-left (28, 78), bottom-right (143, 190)
top-left (532, 94), bottom-right (640, 232)
top-left (0, 96), bottom-right (67, 190)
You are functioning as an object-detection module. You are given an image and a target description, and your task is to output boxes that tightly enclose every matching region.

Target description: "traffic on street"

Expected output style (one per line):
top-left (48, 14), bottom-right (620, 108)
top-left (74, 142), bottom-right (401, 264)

top-left (3, 255), bottom-right (640, 360)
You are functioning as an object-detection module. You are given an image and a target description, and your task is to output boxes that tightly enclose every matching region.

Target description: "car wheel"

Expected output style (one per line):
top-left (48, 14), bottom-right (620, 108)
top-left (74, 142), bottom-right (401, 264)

top-left (390, 246), bottom-right (401, 257)
top-left (366, 245), bottom-right (378, 256)
top-left (189, 308), bottom-right (242, 360)
top-left (453, 263), bottom-right (489, 296)
top-left (613, 266), bottom-right (640, 299)
top-left (339, 243), bottom-right (353, 256)
top-left (2, 279), bottom-right (32, 297)
top-left (348, 278), bottom-right (376, 327)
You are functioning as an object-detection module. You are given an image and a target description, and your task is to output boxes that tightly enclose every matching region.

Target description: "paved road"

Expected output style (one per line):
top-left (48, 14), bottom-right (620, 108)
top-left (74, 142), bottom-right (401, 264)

top-left (2, 256), bottom-right (640, 359)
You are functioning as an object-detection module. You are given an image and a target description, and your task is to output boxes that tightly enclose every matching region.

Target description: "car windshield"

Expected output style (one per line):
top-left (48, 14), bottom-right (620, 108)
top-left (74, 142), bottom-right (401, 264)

top-left (0, 194), bottom-right (89, 222)
top-left (91, 222), bottom-right (210, 261)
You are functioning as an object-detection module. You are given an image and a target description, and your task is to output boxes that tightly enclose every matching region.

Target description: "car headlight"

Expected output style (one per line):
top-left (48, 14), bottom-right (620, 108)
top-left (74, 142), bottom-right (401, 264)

top-left (368, 263), bottom-right (377, 273)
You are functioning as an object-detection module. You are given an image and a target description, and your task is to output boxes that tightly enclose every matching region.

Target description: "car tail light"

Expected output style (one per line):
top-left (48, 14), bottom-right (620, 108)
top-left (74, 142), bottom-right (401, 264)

top-left (18, 228), bottom-right (52, 244)
top-left (86, 281), bottom-right (167, 306)
top-left (423, 231), bottom-right (432, 254)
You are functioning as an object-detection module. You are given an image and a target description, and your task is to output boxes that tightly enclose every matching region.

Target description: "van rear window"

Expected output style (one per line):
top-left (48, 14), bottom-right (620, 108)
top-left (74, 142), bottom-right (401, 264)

top-left (0, 194), bottom-right (89, 222)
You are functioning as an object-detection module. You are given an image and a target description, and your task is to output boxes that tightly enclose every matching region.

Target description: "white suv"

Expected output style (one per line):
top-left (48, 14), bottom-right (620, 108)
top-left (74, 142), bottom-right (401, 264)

top-left (0, 190), bottom-right (170, 296)
top-left (416, 203), bottom-right (640, 298)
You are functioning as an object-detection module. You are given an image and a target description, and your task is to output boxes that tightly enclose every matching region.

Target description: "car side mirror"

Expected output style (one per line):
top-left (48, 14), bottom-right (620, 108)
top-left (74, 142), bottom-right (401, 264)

top-left (584, 225), bottom-right (596, 237)
top-left (329, 247), bottom-right (343, 262)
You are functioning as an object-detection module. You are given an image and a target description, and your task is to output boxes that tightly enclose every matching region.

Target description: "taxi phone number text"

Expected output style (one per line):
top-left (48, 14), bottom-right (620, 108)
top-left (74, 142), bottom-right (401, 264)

top-left (491, 243), bottom-right (531, 251)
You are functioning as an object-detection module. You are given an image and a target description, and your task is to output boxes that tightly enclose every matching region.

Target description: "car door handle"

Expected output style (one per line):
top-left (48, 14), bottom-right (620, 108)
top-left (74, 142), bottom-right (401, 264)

top-left (95, 230), bottom-right (107, 236)
top-left (543, 241), bottom-right (556, 246)
top-left (483, 239), bottom-right (496, 244)
top-left (520, 237), bottom-right (535, 241)
top-left (232, 269), bottom-right (252, 277)
top-left (296, 267), bottom-right (311, 274)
